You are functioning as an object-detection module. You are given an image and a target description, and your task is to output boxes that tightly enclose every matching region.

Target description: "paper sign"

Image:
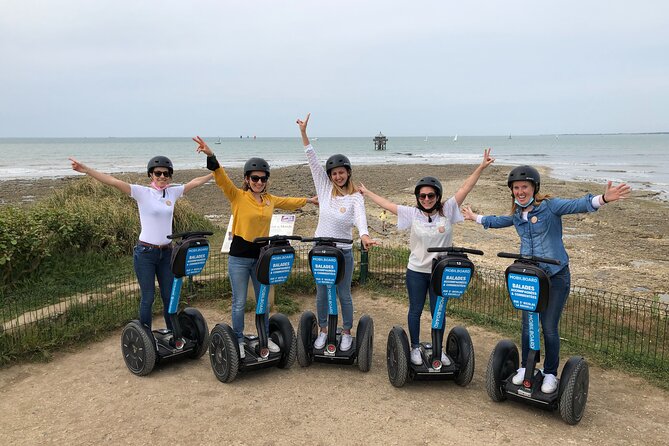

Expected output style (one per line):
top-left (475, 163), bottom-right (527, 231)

top-left (221, 214), bottom-right (296, 253)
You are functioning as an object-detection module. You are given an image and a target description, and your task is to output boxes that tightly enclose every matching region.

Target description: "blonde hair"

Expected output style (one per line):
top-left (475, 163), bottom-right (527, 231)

top-left (510, 192), bottom-right (552, 214)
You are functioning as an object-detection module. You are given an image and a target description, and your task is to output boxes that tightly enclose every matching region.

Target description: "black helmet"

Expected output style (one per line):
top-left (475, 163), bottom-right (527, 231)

top-left (244, 157), bottom-right (270, 177)
top-left (325, 154), bottom-right (352, 175)
top-left (147, 156), bottom-right (173, 177)
top-left (414, 176), bottom-right (443, 197)
top-left (507, 165), bottom-right (540, 194)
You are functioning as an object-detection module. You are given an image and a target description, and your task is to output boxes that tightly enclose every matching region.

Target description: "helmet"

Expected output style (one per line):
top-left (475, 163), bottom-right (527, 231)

top-left (507, 165), bottom-right (540, 194)
top-left (414, 176), bottom-right (443, 197)
top-left (325, 154), bottom-right (352, 175)
top-left (244, 157), bottom-right (270, 177)
top-left (147, 156), bottom-right (173, 177)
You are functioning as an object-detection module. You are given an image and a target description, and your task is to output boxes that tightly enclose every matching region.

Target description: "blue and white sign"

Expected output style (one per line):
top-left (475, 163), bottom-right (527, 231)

top-left (311, 256), bottom-right (338, 285)
top-left (268, 253), bottom-right (295, 285)
top-left (440, 267), bottom-right (472, 299)
top-left (431, 295), bottom-right (447, 329)
top-left (184, 245), bottom-right (209, 276)
top-left (507, 273), bottom-right (540, 311)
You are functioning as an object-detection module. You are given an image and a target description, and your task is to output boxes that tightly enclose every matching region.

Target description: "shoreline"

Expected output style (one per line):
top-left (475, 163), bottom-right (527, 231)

top-left (1, 163), bottom-right (667, 298)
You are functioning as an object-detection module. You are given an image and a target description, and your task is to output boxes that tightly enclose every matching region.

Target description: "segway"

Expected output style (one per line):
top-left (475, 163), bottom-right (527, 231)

top-left (208, 235), bottom-right (300, 383)
top-left (386, 246), bottom-right (482, 388)
top-left (121, 231), bottom-right (212, 376)
top-left (485, 252), bottom-right (589, 425)
top-left (296, 237), bottom-right (374, 372)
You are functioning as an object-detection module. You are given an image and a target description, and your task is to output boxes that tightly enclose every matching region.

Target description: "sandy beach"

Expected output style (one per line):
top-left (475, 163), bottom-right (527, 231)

top-left (1, 163), bottom-right (667, 297)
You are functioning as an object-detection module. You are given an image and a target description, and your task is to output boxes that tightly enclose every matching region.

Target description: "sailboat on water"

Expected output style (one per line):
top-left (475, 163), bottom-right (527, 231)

top-left (215, 137), bottom-right (222, 144)
top-left (453, 134), bottom-right (458, 142)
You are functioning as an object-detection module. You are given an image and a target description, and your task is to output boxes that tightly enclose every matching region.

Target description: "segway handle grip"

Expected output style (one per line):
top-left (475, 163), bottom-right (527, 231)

top-left (253, 235), bottom-right (303, 243)
top-left (497, 252), bottom-right (561, 265)
top-left (168, 231), bottom-right (214, 240)
top-left (427, 246), bottom-right (484, 256)
top-left (302, 237), bottom-right (353, 245)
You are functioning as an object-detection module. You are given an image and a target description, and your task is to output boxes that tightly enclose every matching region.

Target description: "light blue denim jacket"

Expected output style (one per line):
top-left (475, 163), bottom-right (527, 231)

top-left (481, 194), bottom-right (597, 276)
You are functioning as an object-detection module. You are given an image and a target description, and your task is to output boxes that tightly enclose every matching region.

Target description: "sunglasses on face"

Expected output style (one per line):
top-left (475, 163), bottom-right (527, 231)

top-left (418, 192), bottom-right (436, 200)
top-left (249, 175), bottom-right (268, 183)
top-left (152, 171), bottom-right (171, 178)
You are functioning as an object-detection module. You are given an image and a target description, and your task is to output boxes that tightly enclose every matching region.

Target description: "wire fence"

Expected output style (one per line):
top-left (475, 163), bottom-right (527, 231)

top-left (1, 245), bottom-right (667, 376)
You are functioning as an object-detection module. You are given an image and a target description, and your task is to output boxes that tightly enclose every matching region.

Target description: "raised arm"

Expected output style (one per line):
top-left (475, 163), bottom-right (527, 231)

top-left (296, 113), bottom-right (311, 147)
top-left (193, 135), bottom-right (239, 201)
top-left (454, 147), bottom-right (495, 206)
top-left (358, 182), bottom-right (399, 215)
top-left (184, 173), bottom-right (213, 194)
top-left (69, 157), bottom-right (131, 195)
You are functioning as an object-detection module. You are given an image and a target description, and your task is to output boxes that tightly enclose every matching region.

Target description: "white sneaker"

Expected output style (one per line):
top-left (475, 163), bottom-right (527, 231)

top-left (512, 367), bottom-right (526, 385)
top-left (239, 341), bottom-right (246, 359)
top-left (440, 352), bottom-right (452, 366)
top-left (340, 333), bottom-right (353, 352)
top-left (541, 373), bottom-right (558, 393)
top-left (314, 332), bottom-right (327, 349)
top-left (410, 347), bottom-right (422, 365)
top-left (268, 338), bottom-right (280, 353)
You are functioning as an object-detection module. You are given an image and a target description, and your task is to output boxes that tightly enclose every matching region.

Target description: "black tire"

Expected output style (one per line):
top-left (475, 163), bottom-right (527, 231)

top-left (178, 308), bottom-right (209, 359)
top-left (559, 357), bottom-right (589, 425)
top-left (485, 340), bottom-right (519, 402)
top-left (356, 315), bottom-right (374, 372)
top-left (208, 323), bottom-right (239, 383)
top-left (386, 326), bottom-right (410, 388)
top-left (297, 311), bottom-right (317, 367)
top-left (269, 313), bottom-right (297, 369)
top-left (447, 326), bottom-right (475, 387)
top-left (121, 321), bottom-right (156, 376)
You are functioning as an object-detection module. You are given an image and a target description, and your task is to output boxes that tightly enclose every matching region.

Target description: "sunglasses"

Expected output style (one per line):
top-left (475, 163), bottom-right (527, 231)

top-left (249, 175), bottom-right (268, 183)
top-left (152, 171), bottom-right (171, 178)
top-left (418, 192), bottom-right (436, 200)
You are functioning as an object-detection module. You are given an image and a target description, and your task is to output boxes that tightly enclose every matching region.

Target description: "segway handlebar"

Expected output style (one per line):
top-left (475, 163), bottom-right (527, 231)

top-left (168, 231), bottom-right (214, 240)
top-left (427, 246), bottom-right (484, 256)
top-left (253, 235), bottom-right (303, 244)
top-left (301, 236), bottom-right (353, 245)
top-left (497, 252), bottom-right (561, 266)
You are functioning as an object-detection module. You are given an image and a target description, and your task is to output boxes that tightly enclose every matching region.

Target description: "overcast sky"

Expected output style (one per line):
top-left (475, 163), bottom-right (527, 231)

top-left (1, 1), bottom-right (667, 137)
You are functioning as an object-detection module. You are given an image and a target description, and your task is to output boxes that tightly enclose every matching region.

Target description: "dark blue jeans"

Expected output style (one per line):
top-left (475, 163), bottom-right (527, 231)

top-left (406, 268), bottom-right (446, 349)
top-left (133, 244), bottom-right (174, 330)
top-left (521, 266), bottom-right (571, 375)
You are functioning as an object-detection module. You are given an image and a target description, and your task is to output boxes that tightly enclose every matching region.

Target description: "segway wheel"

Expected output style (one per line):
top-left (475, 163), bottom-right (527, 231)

top-left (208, 323), bottom-right (239, 383)
top-left (178, 308), bottom-right (209, 359)
top-left (386, 326), bottom-right (410, 388)
top-left (297, 311), bottom-right (317, 367)
top-left (485, 339), bottom-right (519, 402)
top-left (269, 313), bottom-right (297, 369)
top-left (447, 326), bottom-right (475, 387)
top-left (356, 315), bottom-right (374, 372)
top-left (121, 321), bottom-right (156, 376)
top-left (559, 357), bottom-right (589, 425)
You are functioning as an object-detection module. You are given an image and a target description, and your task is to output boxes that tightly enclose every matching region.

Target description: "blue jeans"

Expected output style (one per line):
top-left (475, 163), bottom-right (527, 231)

top-left (133, 244), bottom-right (174, 330)
top-left (406, 268), bottom-right (446, 348)
top-left (228, 255), bottom-right (269, 342)
top-left (521, 266), bottom-right (571, 375)
top-left (316, 249), bottom-right (354, 330)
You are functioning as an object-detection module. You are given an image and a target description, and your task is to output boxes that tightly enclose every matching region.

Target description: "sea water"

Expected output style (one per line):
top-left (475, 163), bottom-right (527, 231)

top-left (1, 134), bottom-right (667, 200)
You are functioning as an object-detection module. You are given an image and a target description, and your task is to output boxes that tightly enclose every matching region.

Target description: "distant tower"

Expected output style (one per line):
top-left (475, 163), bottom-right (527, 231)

top-left (373, 132), bottom-right (387, 151)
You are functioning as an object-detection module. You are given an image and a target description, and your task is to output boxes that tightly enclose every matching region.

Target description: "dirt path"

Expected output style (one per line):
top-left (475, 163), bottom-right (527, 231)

top-left (1, 291), bottom-right (667, 445)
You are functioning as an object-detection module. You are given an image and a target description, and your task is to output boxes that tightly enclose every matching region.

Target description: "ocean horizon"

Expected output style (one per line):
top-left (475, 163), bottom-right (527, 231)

top-left (2, 133), bottom-right (668, 201)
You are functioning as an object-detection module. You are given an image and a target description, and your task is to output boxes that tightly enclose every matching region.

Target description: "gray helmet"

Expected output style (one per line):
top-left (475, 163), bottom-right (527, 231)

top-left (325, 154), bottom-right (352, 175)
top-left (414, 176), bottom-right (443, 198)
top-left (147, 156), bottom-right (173, 177)
top-left (244, 157), bottom-right (270, 177)
top-left (507, 165), bottom-right (540, 194)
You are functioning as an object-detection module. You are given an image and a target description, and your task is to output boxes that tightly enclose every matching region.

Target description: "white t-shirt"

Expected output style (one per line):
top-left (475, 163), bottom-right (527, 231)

top-left (130, 184), bottom-right (185, 246)
top-left (397, 197), bottom-right (463, 273)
